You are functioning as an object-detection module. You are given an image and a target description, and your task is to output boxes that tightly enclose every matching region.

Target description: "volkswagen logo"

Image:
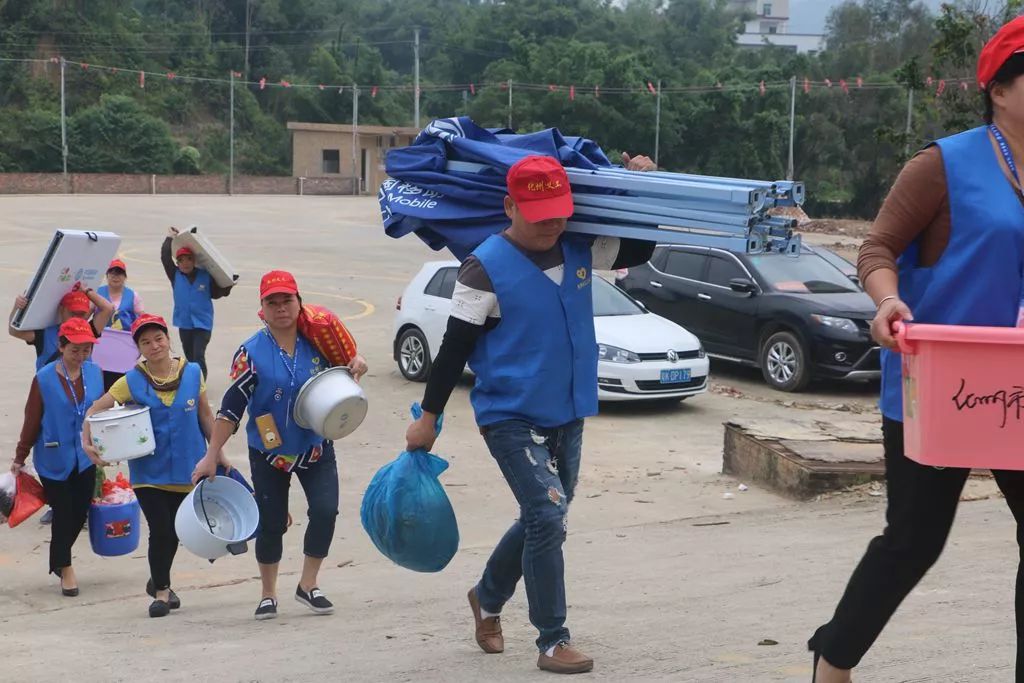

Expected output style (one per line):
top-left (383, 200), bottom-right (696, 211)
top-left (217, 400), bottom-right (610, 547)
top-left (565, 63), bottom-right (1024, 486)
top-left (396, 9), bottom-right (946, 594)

top-left (667, 349), bottom-right (678, 363)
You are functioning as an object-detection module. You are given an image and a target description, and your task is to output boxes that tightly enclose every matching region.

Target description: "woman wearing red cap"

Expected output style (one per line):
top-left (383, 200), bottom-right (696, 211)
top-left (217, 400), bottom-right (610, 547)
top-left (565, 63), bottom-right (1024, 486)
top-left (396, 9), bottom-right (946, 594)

top-left (98, 259), bottom-right (144, 332)
top-left (811, 16), bottom-right (1024, 682)
top-left (82, 313), bottom-right (215, 617)
top-left (8, 285), bottom-right (115, 371)
top-left (161, 227), bottom-right (233, 379)
top-left (192, 270), bottom-right (367, 621)
top-left (9, 318), bottom-right (105, 596)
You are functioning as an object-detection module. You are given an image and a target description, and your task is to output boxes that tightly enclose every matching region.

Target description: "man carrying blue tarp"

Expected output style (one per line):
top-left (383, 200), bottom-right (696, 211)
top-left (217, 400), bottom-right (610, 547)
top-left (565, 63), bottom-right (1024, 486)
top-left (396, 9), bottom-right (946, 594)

top-left (405, 154), bottom-right (655, 675)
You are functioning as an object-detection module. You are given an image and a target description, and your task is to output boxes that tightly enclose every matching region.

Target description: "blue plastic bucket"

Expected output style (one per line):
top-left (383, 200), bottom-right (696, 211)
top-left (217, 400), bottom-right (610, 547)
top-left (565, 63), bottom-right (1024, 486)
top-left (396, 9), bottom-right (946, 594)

top-left (89, 500), bottom-right (141, 557)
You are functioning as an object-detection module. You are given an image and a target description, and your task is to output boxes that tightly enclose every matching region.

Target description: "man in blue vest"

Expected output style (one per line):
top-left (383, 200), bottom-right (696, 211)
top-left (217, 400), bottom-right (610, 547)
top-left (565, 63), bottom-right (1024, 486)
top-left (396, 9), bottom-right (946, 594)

top-left (405, 155), bottom-right (654, 675)
top-left (161, 227), bottom-right (234, 379)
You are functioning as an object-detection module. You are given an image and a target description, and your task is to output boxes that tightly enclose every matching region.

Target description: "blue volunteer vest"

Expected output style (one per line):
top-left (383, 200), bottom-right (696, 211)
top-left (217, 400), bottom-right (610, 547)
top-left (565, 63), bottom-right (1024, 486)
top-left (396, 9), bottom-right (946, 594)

top-left (33, 360), bottom-right (104, 480)
top-left (98, 285), bottom-right (138, 330)
top-left (172, 269), bottom-right (214, 331)
top-left (880, 125), bottom-right (1024, 421)
top-left (243, 329), bottom-right (326, 455)
top-left (125, 361), bottom-right (207, 486)
top-left (35, 324), bottom-right (60, 371)
top-left (468, 234), bottom-right (599, 427)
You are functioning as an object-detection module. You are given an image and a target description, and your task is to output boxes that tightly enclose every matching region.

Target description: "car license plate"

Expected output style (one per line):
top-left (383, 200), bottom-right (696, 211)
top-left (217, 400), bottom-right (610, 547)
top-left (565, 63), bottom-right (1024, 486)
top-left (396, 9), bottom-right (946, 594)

top-left (660, 369), bottom-right (691, 384)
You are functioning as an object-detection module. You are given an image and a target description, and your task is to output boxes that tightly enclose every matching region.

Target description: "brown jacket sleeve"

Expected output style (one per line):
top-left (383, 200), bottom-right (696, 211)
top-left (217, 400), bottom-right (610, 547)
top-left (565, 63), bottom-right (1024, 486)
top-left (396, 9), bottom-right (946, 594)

top-left (15, 378), bottom-right (43, 464)
top-left (856, 146), bottom-right (951, 284)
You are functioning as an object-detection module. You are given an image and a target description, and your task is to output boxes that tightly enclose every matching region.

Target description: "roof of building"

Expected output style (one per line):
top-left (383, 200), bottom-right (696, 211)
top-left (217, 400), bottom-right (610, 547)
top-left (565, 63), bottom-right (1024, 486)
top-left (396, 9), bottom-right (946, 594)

top-left (287, 122), bottom-right (421, 136)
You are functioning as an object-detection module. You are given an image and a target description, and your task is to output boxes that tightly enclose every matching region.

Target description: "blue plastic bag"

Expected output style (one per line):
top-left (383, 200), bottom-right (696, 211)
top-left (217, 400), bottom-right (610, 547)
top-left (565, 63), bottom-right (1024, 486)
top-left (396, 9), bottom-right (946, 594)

top-left (360, 403), bottom-right (459, 572)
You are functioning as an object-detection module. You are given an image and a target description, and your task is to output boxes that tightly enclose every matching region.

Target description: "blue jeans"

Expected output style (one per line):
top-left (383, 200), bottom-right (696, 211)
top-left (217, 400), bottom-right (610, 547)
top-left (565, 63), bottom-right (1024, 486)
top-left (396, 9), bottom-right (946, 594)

top-left (248, 441), bottom-right (339, 564)
top-left (475, 419), bottom-right (584, 651)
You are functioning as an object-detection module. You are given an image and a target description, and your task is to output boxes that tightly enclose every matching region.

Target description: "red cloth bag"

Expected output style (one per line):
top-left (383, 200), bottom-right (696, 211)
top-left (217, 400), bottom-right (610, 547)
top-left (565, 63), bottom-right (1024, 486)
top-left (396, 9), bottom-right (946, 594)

top-left (9, 472), bottom-right (46, 527)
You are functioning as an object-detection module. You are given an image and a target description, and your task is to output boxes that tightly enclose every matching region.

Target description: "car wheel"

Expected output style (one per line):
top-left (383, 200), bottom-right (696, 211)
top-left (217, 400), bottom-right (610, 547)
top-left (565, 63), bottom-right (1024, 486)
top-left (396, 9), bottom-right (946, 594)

top-left (397, 327), bottom-right (431, 382)
top-left (760, 331), bottom-right (811, 392)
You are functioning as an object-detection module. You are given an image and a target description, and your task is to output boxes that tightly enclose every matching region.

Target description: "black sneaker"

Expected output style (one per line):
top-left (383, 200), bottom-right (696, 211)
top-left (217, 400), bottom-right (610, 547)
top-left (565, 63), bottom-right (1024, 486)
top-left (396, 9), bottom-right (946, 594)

top-left (146, 579), bottom-right (181, 610)
top-left (295, 585), bottom-right (334, 615)
top-left (255, 597), bottom-right (278, 621)
top-left (149, 600), bottom-right (171, 618)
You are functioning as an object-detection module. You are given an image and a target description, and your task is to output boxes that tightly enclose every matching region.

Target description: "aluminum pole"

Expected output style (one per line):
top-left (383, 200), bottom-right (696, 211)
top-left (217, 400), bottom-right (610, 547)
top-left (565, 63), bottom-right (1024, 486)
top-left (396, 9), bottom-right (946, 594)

top-left (507, 79), bottom-right (512, 129)
top-left (413, 27), bottom-right (421, 129)
top-left (787, 75), bottom-right (796, 181)
top-left (654, 79), bottom-right (662, 167)
top-left (229, 70), bottom-right (235, 195)
top-left (904, 88), bottom-right (914, 157)
top-left (352, 84), bottom-right (359, 196)
top-left (60, 57), bottom-right (68, 179)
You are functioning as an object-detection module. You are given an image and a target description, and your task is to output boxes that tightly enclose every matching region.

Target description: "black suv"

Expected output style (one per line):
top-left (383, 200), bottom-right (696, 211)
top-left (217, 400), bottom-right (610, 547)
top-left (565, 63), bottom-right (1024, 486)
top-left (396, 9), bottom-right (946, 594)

top-left (620, 245), bottom-right (880, 392)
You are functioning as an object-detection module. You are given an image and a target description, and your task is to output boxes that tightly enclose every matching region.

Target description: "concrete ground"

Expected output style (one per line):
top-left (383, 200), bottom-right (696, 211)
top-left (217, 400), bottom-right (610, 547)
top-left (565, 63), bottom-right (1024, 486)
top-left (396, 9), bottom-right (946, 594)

top-left (0, 196), bottom-right (1017, 682)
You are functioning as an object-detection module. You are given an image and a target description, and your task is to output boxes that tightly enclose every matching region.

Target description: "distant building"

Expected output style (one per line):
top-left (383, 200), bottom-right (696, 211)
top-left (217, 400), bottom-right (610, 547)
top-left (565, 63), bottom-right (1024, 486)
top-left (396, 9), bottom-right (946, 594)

top-left (728, 0), bottom-right (825, 54)
top-left (287, 122), bottom-right (420, 194)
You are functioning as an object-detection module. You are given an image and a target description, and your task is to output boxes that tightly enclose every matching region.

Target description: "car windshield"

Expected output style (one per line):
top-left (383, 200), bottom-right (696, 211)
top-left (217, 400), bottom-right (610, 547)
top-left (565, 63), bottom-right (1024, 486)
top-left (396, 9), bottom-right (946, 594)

top-left (749, 252), bottom-right (858, 294)
top-left (593, 276), bottom-right (645, 316)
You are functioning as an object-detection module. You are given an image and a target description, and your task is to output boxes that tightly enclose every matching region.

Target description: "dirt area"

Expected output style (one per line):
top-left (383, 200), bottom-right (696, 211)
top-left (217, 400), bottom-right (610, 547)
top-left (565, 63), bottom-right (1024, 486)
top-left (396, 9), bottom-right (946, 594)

top-left (0, 196), bottom-right (1013, 682)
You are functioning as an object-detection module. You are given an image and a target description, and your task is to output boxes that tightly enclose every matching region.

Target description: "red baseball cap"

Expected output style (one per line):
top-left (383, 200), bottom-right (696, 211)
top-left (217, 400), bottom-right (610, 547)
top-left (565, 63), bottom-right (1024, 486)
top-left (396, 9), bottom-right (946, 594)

top-left (59, 317), bottom-right (97, 344)
top-left (60, 290), bottom-right (91, 314)
top-left (107, 259), bottom-right (127, 274)
top-left (260, 270), bottom-right (299, 299)
top-left (130, 313), bottom-right (169, 341)
top-left (506, 155), bottom-right (574, 223)
top-left (978, 16), bottom-right (1024, 90)
top-left (176, 246), bottom-right (194, 259)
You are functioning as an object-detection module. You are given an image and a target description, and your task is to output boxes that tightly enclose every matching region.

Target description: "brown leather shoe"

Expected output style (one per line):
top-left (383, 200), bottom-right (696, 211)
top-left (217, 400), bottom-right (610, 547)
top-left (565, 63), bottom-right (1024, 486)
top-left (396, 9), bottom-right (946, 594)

top-left (467, 587), bottom-right (504, 654)
top-left (537, 643), bottom-right (594, 674)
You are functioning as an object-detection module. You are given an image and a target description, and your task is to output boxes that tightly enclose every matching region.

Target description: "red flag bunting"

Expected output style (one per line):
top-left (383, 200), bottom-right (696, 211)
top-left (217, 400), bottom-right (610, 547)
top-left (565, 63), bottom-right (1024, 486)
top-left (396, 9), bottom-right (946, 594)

top-left (371, 86), bottom-right (379, 97)
top-left (840, 79), bottom-right (849, 94)
top-left (318, 84), bottom-right (325, 90)
top-left (926, 76), bottom-right (933, 87)
top-left (167, 72), bottom-right (176, 80)
top-left (548, 84), bottom-right (557, 92)
top-left (825, 78), bottom-right (832, 88)
top-left (500, 81), bottom-right (508, 90)
top-left (280, 80), bottom-right (291, 88)
top-left (259, 77), bottom-right (266, 90)
top-left (647, 81), bottom-right (657, 94)
top-left (82, 63), bottom-right (89, 70)
top-left (111, 67), bottom-right (119, 74)
top-left (960, 81), bottom-right (969, 91)
top-left (803, 77), bottom-right (810, 93)
top-left (936, 79), bottom-right (946, 97)
top-left (856, 75), bottom-right (863, 88)
top-left (49, 57), bottom-right (59, 64)
top-left (232, 71), bottom-right (242, 78)
top-left (569, 85), bottom-right (575, 101)
top-left (469, 83), bottom-right (476, 95)
top-left (139, 71), bottom-right (145, 88)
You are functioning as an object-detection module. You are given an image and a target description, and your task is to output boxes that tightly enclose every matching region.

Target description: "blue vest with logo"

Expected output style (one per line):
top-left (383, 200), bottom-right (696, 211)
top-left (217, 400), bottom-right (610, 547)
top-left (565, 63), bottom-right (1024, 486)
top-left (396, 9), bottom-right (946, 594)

top-left (35, 324), bottom-right (60, 371)
top-left (468, 234), bottom-right (599, 428)
top-left (243, 329), bottom-right (326, 455)
top-left (33, 360), bottom-right (104, 480)
top-left (125, 361), bottom-right (207, 486)
top-left (98, 285), bottom-right (138, 330)
top-left (880, 125), bottom-right (1024, 421)
top-left (172, 269), bottom-right (214, 331)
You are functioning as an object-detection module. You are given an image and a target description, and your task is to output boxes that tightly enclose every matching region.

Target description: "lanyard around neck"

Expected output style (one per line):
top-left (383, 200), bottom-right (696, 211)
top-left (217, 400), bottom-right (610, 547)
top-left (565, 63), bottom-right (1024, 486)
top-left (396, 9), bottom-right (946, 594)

top-left (264, 327), bottom-right (299, 389)
top-left (990, 124), bottom-right (1024, 195)
top-left (58, 360), bottom-right (87, 417)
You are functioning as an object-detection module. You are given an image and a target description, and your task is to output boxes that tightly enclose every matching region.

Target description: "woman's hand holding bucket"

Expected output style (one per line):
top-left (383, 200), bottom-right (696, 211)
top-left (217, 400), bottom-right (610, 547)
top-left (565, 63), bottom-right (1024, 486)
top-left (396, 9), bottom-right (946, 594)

top-left (872, 296), bottom-right (915, 350)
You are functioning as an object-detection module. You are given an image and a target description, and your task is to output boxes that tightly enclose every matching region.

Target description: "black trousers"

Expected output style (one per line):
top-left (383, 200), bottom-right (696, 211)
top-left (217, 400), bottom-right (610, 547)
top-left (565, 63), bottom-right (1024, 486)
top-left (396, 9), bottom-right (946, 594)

top-left (135, 487), bottom-right (188, 591)
top-left (39, 465), bottom-right (95, 576)
top-left (810, 418), bottom-right (1024, 674)
top-left (178, 328), bottom-right (211, 380)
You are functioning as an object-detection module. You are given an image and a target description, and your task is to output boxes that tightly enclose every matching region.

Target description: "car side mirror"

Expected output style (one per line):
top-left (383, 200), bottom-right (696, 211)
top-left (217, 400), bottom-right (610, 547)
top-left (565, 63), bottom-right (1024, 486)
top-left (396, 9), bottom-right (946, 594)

top-left (729, 278), bottom-right (757, 295)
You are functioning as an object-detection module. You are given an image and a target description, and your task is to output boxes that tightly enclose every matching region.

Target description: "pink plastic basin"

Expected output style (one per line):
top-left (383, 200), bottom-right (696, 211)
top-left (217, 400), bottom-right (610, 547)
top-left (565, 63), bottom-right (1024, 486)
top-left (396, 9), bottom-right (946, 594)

top-left (897, 322), bottom-right (1024, 469)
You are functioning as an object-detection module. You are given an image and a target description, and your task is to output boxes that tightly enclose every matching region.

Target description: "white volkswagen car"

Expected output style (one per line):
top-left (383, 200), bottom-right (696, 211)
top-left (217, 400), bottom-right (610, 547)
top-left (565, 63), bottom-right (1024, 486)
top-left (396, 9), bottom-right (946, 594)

top-left (393, 261), bottom-right (709, 402)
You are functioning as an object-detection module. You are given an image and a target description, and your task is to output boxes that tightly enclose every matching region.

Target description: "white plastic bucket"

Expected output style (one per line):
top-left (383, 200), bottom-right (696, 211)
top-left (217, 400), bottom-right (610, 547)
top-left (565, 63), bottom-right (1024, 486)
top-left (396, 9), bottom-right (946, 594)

top-left (293, 366), bottom-right (368, 440)
top-left (86, 405), bottom-right (155, 462)
top-left (175, 476), bottom-right (259, 561)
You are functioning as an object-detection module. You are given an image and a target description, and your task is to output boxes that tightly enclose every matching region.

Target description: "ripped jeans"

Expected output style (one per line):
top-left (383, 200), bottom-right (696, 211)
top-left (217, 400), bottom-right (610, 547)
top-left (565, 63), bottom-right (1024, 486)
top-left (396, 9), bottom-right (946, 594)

top-left (475, 418), bottom-right (584, 651)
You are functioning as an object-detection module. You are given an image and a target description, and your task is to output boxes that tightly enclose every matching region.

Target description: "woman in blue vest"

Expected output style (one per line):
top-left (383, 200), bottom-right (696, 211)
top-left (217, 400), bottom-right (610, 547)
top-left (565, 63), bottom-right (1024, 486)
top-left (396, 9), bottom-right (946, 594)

top-left (160, 227), bottom-right (233, 379)
top-left (10, 318), bottom-right (104, 596)
top-left (192, 270), bottom-right (367, 621)
top-left (82, 313), bottom-right (215, 618)
top-left (97, 258), bottom-right (145, 392)
top-left (8, 287), bottom-right (114, 371)
top-left (810, 18), bottom-right (1024, 683)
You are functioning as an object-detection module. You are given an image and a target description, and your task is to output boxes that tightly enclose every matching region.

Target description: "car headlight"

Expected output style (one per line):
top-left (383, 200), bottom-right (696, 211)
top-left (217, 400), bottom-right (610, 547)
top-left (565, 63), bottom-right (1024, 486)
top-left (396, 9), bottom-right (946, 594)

top-left (697, 342), bottom-right (706, 359)
top-left (598, 344), bottom-right (640, 363)
top-left (811, 315), bottom-right (859, 334)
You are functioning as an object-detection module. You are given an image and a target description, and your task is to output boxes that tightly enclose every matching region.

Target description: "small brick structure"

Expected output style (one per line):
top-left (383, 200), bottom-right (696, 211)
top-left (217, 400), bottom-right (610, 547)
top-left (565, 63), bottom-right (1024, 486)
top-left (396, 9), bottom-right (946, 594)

top-left (0, 173), bottom-right (358, 196)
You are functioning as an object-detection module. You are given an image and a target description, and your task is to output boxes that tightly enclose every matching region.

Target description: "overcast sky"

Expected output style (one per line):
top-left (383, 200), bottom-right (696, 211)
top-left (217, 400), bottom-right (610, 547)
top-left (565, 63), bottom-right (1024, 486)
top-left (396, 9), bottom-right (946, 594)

top-left (788, 0), bottom-right (947, 34)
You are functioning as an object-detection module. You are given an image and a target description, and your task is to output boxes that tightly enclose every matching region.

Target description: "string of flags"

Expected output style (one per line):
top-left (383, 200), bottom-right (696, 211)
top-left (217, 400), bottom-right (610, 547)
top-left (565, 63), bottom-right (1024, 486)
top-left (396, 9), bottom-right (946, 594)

top-left (15, 56), bottom-right (976, 99)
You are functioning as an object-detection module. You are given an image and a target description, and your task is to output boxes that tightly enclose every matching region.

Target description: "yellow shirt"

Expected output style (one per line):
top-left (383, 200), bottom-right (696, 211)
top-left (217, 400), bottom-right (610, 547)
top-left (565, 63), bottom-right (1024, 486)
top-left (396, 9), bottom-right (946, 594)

top-left (110, 358), bottom-right (206, 493)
